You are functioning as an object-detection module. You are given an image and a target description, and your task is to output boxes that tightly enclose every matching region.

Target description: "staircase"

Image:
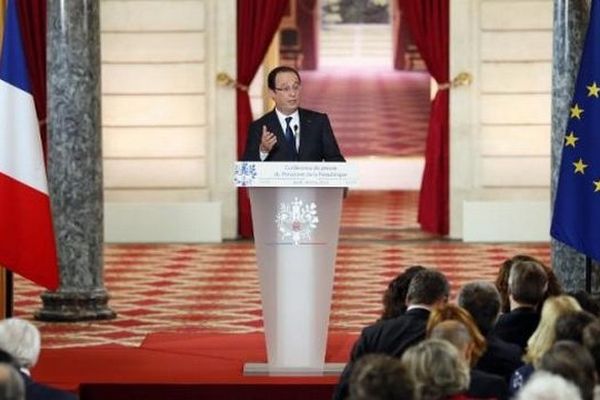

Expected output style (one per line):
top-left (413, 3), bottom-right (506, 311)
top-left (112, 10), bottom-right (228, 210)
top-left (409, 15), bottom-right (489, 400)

top-left (319, 24), bottom-right (392, 68)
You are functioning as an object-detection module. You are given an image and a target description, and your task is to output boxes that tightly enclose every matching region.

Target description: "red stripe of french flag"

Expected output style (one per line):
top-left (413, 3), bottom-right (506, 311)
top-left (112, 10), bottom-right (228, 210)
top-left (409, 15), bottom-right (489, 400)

top-left (0, 0), bottom-right (59, 290)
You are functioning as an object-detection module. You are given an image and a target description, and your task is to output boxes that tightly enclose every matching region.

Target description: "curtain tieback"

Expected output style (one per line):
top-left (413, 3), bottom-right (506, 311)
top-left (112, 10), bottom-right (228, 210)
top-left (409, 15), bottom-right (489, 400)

top-left (438, 71), bottom-right (473, 91)
top-left (216, 72), bottom-right (249, 91)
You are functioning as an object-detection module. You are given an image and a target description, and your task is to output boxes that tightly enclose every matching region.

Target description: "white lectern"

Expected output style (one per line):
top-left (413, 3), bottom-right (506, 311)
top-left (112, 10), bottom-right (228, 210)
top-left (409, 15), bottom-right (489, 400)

top-left (234, 162), bottom-right (358, 375)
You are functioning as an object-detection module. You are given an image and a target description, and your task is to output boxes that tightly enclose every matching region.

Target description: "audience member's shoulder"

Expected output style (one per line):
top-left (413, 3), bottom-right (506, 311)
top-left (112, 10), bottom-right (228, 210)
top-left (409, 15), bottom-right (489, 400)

top-left (24, 376), bottom-right (78, 400)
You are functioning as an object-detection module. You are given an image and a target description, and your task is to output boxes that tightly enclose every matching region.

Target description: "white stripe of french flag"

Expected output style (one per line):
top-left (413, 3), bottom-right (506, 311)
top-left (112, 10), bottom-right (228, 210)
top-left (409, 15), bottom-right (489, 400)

top-left (0, 0), bottom-right (59, 290)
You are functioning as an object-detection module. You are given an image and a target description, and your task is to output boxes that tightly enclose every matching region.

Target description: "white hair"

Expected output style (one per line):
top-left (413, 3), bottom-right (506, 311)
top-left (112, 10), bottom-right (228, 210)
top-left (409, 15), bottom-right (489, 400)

top-left (516, 371), bottom-right (582, 400)
top-left (0, 319), bottom-right (41, 368)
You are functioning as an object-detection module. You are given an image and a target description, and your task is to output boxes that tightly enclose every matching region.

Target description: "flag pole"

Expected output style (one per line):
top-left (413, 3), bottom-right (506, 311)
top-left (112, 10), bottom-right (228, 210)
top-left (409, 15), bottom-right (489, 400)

top-left (586, 256), bottom-right (593, 293)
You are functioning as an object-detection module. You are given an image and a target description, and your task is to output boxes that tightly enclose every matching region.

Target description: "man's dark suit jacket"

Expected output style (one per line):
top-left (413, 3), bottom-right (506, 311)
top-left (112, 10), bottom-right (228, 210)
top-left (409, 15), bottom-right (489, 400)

top-left (469, 369), bottom-right (508, 400)
top-left (475, 334), bottom-right (524, 382)
top-left (242, 108), bottom-right (345, 162)
top-left (21, 372), bottom-right (78, 400)
top-left (332, 308), bottom-right (430, 400)
top-left (492, 307), bottom-right (540, 352)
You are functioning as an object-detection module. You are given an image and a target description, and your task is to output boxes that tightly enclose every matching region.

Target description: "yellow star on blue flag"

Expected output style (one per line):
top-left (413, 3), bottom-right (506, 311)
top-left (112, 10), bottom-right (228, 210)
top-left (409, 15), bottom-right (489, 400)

top-left (551, 0), bottom-right (600, 262)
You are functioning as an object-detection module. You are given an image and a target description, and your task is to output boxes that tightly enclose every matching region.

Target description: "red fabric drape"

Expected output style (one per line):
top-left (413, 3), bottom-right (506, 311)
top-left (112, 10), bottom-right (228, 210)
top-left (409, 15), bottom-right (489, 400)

top-left (398, 0), bottom-right (449, 235)
top-left (15, 0), bottom-right (47, 156)
top-left (297, 0), bottom-right (318, 70)
top-left (237, 0), bottom-right (289, 238)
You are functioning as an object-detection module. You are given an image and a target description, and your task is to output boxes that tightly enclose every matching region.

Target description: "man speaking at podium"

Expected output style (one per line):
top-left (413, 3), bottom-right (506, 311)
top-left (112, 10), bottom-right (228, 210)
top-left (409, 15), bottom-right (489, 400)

top-left (242, 66), bottom-right (345, 162)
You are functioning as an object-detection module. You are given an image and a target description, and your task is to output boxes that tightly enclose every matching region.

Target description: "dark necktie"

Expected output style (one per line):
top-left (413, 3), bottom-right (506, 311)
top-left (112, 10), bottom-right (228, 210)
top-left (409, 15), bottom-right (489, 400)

top-left (284, 116), bottom-right (297, 157)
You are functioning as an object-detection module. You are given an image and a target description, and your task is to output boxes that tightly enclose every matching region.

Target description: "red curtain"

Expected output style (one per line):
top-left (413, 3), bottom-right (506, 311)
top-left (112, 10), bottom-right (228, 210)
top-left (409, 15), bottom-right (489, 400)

top-left (237, 0), bottom-right (289, 238)
top-left (15, 0), bottom-right (47, 156)
top-left (297, 0), bottom-right (318, 70)
top-left (398, 0), bottom-right (449, 235)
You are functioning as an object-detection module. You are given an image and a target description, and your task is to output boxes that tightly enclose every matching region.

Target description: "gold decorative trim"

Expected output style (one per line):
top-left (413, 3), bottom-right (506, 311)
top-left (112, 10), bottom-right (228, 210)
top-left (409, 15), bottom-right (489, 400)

top-left (216, 72), bottom-right (248, 91)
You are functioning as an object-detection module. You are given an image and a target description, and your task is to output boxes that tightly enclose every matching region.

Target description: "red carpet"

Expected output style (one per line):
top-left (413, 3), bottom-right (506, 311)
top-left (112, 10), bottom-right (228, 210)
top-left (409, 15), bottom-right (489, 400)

top-left (33, 332), bottom-right (359, 400)
top-left (300, 68), bottom-right (431, 157)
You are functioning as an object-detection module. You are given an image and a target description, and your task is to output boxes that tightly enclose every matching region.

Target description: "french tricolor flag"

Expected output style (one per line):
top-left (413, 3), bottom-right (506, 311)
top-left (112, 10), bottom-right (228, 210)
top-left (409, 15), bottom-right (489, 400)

top-left (0, 0), bottom-right (59, 290)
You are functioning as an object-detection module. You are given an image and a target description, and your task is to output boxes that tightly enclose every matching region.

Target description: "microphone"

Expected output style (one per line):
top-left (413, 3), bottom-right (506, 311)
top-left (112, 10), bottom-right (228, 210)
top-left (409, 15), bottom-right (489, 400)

top-left (293, 124), bottom-right (299, 138)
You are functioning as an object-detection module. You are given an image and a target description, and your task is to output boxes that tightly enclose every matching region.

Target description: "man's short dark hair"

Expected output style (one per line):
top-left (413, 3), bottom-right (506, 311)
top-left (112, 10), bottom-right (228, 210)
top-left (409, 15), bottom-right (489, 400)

top-left (406, 269), bottom-right (449, 306)
top-left (458, 281), bottom-right (501, 336)
top-left (555, 311), bottom-right (596, 344)
top-left (349, 354), bottom-right (415, 400)
top-left (539, 341), bottom-right (595, 400)
top-left (508, 260), bottom-right (548, 306)
top-left (267, 66), bottom-right (301, 90)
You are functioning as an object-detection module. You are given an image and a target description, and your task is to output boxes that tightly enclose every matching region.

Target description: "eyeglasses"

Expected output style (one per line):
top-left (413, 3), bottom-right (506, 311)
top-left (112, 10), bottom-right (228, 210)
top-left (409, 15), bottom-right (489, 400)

top-left (274, 84), bottom-right (301, 93)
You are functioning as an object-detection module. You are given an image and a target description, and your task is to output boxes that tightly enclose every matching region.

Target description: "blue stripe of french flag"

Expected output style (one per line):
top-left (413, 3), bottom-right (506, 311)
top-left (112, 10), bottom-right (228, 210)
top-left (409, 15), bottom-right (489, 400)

top-left (0, 0), bottom-right (58, 290)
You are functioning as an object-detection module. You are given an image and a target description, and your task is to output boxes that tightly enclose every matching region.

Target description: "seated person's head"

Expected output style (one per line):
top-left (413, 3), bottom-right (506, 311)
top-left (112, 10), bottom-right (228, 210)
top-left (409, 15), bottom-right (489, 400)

top-left (567, 290), bottom-right (600, 316)
top-left (405, 269), bottom-right (449, 309)
top-left (508, 259), bottom-right (548, 309)
top-left (0, 363), bottom-right (24, 400)
top-left (525, 295), bottom-right (582, 366)
top-left (0, 319), bottom-right (41, 369)
top-left (401, 338), bottom-right (470, 400)
top-left (457, 281), bottom-right (501, 336)
top-left (349, 354), bottom-right (415, 400)
top-left (429, 320), bottom-right (475, 366)
top-left (381, 265), bottom-right (426, 320)
top-left (516, 371), bottom-right (582, 400)
top-left (426, 303), bottom-right (486, 366)
top-left (538, 340), bottom-right (595, 400)
top-left (554, 311), bottom-right (596, 344)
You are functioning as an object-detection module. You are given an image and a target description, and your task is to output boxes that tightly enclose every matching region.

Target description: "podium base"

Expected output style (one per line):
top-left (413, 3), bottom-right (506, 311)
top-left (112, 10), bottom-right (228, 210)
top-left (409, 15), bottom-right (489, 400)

top-left (243, 362), bottom-right (346, 376)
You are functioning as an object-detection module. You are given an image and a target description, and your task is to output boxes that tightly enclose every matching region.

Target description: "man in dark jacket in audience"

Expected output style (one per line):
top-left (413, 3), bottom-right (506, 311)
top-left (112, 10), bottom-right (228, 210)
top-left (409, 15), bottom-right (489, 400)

top-left (332, 269), bottom-right (449, 400)
top-left (458, 281), bottom-right (523, 382)
top-left (492, 260), bottom-right (546, 351)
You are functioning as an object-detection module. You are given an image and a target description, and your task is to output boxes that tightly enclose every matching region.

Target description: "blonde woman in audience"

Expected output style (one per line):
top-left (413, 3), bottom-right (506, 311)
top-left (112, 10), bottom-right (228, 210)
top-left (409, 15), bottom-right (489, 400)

top-left (509, 295), bottom-right (582, 396)
top-left (401, 338), bottom-right (472, 400)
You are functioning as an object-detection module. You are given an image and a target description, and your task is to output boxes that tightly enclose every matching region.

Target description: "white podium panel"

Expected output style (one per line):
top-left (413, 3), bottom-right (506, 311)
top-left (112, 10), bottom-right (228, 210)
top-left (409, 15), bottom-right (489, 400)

top-left (235, 162), bottom-right (357, 375)
top-left (250, 187), bottom-right (342, 372)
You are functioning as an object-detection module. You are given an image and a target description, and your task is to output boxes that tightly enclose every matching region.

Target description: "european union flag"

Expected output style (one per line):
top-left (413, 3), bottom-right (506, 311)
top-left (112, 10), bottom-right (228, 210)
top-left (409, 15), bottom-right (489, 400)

top-left (551, 0), bottom-right (600, 262)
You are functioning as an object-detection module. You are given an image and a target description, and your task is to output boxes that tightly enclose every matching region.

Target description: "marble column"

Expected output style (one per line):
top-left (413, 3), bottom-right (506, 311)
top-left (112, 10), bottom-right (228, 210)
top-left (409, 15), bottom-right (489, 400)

top-left (36, 0), bottom-right (115, 321)
top-left (551, 0), bottom-right (600, 292)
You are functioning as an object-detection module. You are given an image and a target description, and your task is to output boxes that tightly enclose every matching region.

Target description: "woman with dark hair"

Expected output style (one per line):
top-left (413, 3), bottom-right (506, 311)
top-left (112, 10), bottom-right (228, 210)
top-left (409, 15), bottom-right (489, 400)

top-left (380, 265), bottom-right (426, 320)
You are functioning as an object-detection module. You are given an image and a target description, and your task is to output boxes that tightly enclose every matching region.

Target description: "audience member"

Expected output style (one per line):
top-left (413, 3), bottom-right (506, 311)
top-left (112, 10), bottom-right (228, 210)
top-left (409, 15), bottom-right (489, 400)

top-left (401, 339), bottom-right (471, 400)
top-left (430, 320), bottom-right (508, 400)
top-left (380, 265), bottom-right (426, 320)
top-left (458, 281), bottom-right (523, 381)
top-left (554, 311), bottom-right (596, 343)
top-left (568, 290), bottom-right (600, 317)
top-left (493, 259), bottom-right (548, 350)
top-left (515, 371), bottom-right (583, 400)
top-left (582, 320), bottom-right (600, 400)
top-left (0, 318), bottom-right (77, 400)
top-left (538, 341), bottom-right (595, 400)
top-left (0, 363), bottom-right (24, 400)
top-left (509, 295), bottom-right (582, 396)
top-left (333, 269), bottom-right (450, 400)
top-left (348, 354), bottom-right (415, 400)
top-left (426, 304), bottom-right (486, 365)
top-left (495, 255), bottom-right (562, 314)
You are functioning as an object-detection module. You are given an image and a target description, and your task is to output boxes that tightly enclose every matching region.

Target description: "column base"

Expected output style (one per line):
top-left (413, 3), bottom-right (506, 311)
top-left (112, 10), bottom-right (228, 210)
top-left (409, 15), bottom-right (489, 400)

top-left (35, 289), bottom-right (116, 322)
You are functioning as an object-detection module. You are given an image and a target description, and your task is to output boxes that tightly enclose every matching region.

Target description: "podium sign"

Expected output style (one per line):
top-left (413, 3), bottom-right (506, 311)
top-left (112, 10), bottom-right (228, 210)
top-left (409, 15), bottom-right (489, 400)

top-left (235, 162), bottom-right (357, 374)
